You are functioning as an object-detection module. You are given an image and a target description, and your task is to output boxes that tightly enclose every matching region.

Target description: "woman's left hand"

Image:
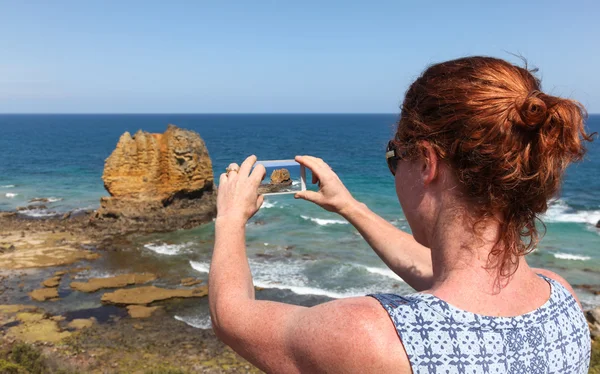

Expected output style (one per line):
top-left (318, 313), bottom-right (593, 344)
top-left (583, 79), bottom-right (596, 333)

top-left (216, 155), bottom-right (266, 224)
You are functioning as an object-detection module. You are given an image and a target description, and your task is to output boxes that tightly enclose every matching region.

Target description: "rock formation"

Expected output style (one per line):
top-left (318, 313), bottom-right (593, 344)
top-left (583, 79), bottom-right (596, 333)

top-left (596, 220), bottom-right (600, 228)
top-left (258, 168), bottom-right (294, 194)
top-left (93, 125), bottom-right (217, 233)
top-left (270, 169), bottom-right (291, 184)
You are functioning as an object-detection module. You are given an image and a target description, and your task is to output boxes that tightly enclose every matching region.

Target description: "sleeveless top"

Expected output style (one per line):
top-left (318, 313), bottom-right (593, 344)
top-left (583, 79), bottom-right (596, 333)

top-left (370, 275), bottom-right (591, 373)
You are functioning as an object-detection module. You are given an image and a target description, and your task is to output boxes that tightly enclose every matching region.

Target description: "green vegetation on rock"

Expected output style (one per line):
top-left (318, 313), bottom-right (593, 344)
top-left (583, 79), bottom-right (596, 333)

top-left (591, 339), bottom-right (600, 374)
top-left (0, 342), bottom-right (75, 374)
top-left (0, 359), bottom-right (27, 374)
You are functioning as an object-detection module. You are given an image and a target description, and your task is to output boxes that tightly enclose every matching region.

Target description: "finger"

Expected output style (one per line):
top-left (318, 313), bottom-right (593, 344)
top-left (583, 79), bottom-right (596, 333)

top-left (219, 172), bottom-right (228, 186)
top-left (296, 155), bottom-right (331, 182)
top-left (255, 194), bottom-right (264, 210)
top-left (250, 164), bottom-right (267, 186)
top-left (294, 190), bottom-right (322, 203)
top-left (239, 155), bottom-right (257, 177)
top-left (226, 163), bottom-right (240, 181)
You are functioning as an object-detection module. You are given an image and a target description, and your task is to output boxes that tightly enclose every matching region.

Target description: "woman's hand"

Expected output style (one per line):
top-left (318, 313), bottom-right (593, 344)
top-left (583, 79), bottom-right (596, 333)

top-left (294, 155), bottom-right (358, 215)
top-left (216, 155), bottom-right (266, 224)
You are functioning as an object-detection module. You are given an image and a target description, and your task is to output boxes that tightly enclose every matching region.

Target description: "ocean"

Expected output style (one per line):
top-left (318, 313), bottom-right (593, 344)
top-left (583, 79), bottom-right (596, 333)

top-left (1, 114), bottom-right (599, 328)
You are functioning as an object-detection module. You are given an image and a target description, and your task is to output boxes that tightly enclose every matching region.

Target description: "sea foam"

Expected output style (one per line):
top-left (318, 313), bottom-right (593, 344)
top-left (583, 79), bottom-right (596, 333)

top-left (359, 265), bottom-right (405, 282)
top-left (144, 242), bottom-right (191, 255)
top-left (542, 199), bottom-right (600, 225)
top-left (300, 215), bottom-right (348, 226)
top-left (261, 200), bottom-right (277, 209)
top-left (553, 252), bottom-right (591, 261)
top-left (5, 193), bottom-right (17, 198)
top-left (18, 210), bottom-right (59, 218)
top-left (190, 259), bottom-right (379, 299)
top-left (174, 315), bottom-right (212, 329)
top-left (1, 185), bottom-right (15, 188)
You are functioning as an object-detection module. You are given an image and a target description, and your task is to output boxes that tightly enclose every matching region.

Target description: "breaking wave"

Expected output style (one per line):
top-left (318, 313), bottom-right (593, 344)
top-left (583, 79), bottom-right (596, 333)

top-left (174, 315), bottom-right (212, 329)
top-left (553, 252), bottom-right (591, 261)
top-left (261, 200), bottom-right (277, 209)
top-left (144, 242), bottom-right (192, 255)
top-left (300, 215), bottom-right (348, 226)
top-left (18, 209), bottom-right (60, 218)
top-left (542, 199), bottom-right (600, 226)
top-left (189, 259), bottom-right (401, 299)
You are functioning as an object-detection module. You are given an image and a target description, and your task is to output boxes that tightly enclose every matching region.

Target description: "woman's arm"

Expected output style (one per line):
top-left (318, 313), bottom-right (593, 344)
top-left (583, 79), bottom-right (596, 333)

top-left (209, 156), bottom-right (409, 373)
top-left (294, 156), bottom-right (434, 291)
top-left (339, 200), bottom-right (434, 291)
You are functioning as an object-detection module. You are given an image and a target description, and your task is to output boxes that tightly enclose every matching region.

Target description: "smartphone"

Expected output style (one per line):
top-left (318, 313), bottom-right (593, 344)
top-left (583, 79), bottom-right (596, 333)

top-left (254, 159), bottom-right (306, 196)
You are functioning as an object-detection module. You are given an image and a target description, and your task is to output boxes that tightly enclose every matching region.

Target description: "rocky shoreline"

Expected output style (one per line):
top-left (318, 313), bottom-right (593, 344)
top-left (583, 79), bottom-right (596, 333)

top-left (0, 211), bottom-right (258, 373)
top-left (1, 211), bottom-right (599, 372)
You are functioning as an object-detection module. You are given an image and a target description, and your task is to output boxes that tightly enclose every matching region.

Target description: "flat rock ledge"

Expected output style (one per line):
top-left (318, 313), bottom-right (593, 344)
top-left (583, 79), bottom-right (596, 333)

top-left (126, 305), bottom-right (161, 318)
top-left (29, 287), bottom-right (59, 302)
top-left (70, 273), bottom-right (157, 293)
top-left (101, 285), bottom-right (209, 305)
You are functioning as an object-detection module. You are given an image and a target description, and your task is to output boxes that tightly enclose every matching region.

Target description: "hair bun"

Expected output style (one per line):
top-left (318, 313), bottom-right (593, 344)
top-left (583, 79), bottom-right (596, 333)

top-left (516, 91), bottom-right (548, 130)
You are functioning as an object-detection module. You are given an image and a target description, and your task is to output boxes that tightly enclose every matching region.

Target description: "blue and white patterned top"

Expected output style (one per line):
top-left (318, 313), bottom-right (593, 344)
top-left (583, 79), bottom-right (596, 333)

top-left (370, 275), bottom-right (591, 373)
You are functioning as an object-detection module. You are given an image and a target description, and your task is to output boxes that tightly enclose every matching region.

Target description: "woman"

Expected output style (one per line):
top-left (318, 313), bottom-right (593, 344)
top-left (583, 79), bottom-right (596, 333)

top-left (209, 56), bottom-right (593, 373)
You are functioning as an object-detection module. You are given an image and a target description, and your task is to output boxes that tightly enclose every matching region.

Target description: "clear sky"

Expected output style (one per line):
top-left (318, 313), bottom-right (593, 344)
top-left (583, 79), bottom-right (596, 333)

top-left (1, 0), bottom-right (599, 113)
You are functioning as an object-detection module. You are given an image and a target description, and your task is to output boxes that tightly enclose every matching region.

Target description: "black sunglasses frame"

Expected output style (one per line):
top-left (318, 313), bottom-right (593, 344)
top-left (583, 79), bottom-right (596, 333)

top-left (386, 140), bottom-right (408, 176)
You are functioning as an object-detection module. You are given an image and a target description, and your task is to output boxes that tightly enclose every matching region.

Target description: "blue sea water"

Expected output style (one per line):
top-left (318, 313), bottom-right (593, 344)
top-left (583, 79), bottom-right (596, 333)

top-left (0, 114), bottom-right (599, 316)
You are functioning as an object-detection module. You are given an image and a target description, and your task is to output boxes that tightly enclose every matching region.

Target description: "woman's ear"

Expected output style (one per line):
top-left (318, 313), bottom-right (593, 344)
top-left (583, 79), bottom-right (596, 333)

top-left (420, 142), bottom-right (439, 187)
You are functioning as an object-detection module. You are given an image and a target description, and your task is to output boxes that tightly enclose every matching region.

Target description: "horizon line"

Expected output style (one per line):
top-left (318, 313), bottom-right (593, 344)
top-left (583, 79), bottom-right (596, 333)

top-left (0, 112), bottom-right (399, 115)
top-left (2, 112), bottom-right (600, 116)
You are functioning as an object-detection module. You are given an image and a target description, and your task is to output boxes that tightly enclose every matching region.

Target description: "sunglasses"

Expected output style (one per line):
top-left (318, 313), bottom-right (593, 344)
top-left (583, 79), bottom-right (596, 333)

top-left (386, 140), bottom-right (408, 176)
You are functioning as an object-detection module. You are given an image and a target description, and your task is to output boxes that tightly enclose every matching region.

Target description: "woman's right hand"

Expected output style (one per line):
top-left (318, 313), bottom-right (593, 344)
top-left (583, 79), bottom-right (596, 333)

top-left (294, 155), bottom-right (359, 215)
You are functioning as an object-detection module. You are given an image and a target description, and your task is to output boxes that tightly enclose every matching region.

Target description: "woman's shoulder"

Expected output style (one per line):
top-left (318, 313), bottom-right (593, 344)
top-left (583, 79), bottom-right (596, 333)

top-left (533, 267), bottom-right (582, 308)
top-left (289, 296), bottom-right (411, 373)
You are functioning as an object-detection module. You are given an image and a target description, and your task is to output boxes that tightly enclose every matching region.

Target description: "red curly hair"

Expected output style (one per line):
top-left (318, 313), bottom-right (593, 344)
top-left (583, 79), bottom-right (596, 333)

top-left (395, 56), bottom-right (594, 276)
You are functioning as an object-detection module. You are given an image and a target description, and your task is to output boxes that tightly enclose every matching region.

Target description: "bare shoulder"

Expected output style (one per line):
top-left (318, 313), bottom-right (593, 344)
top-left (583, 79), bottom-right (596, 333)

top-left (288, 296), bottom-right (411, 373)
top-left (532, 268), bottom-right (582, 307)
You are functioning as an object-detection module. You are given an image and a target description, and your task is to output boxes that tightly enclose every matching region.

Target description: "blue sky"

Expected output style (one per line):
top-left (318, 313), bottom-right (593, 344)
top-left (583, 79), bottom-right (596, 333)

top-left (1, 0), bottom-right (598, 113)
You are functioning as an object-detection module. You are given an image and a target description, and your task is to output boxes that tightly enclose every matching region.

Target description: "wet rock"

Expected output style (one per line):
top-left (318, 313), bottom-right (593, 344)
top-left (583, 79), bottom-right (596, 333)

top-left (93, 125), bottom-right (217, 234)
top-left (101, 285), bottom-right (208, 305)
top-left (30, 198), bottom-right (50, 203)
top-left (596, 220), bottom-right (600, 228)
top-left (69, 266), bottom-right (91, 274)
top-left (67, 317), bottom-right (96, 330)
top-left (29, 287), bottom-right (59, 301)
top-left (574, 284), bottom-right (600, 295)
top-left (127, 305), bottom-right (161, 318)
top-left (270, 168), bottom-right (291, 184)
top-left (587, 307), bottom-right (600, 339)
top-left (180, 277), bottom-right (203, 287)
top-left (17, 204), bottom-right (48, 211)
top-left (71, 273), bottom-right (157, 293)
